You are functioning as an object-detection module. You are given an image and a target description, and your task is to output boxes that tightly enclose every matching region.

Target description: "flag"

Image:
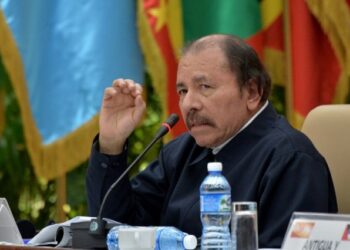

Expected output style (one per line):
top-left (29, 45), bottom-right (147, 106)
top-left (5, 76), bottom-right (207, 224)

top-left (137, 0), bottom-right (185, 137)
top-left (138, 0), bottom-right (350, 135)
top-left (182, 0), bottom-right (262, 41)
top-left (0, 0), bottom-right (144, 179)
top-left (260, 0), bottom-right (285, 87)
top-left (182, 0), bottom-right (285, 86)
top-left (287, 0), bottom-right (350, 128)
top-left (306, 0), bottom-right (350, 103)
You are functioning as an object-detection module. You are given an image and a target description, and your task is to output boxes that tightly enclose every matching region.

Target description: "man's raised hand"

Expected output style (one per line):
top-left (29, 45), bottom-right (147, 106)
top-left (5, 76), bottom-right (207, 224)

top-left (99, 79), bottom-right (146, 155)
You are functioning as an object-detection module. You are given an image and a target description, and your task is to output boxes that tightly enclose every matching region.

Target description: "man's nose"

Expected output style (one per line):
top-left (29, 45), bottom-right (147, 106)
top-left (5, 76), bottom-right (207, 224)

top-left (181, 90), bottom-right (202, 111)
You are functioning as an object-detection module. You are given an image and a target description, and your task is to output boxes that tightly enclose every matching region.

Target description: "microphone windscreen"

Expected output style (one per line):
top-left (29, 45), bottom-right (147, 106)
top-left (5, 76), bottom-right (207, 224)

top-left (165, 114), bottom-right (179, 128)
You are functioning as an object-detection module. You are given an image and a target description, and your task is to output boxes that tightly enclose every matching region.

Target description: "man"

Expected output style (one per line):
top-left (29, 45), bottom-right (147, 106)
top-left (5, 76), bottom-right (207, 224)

top-left (86, 34), bottom-right (337, 248)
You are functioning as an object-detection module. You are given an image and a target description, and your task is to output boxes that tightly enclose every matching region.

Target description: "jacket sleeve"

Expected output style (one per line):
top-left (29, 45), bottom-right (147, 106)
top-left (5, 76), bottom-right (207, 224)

top-left (86, 138), bottom-right (129, 218)
top-left (86, 136), bottom-right (171, 225)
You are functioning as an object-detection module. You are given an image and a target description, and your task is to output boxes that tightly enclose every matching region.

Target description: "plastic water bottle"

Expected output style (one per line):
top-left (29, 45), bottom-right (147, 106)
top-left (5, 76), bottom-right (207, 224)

top-left (107, 225), bottom-right (197, 250)
top-left (106, 224), bottom-right (130, 250)
top-left (200, 162), bottom-right (232, 250)
top-left (155, 226), bottom-right (197, 250)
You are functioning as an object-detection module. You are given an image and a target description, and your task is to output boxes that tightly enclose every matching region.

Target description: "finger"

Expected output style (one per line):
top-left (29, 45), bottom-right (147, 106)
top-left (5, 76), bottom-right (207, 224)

top-left (122, 79), bottom-right (136, 94)
top-left (103, 87), bottom-right (117, 100)
top-left (112, 78), bottom-right (124, 88)
top-left (112, 79), bottom-right (141, 96)
top-left (131, 83), bottom-right (143, 97)
top-left (110, 79), bottom-right (123, 95)
top-left (135, 83), bottom-right (143, 93)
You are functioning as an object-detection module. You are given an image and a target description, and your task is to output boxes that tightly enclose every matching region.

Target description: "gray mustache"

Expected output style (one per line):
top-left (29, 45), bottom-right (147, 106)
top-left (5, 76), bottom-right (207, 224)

top-left (186, 110), bottom-right (215, 128)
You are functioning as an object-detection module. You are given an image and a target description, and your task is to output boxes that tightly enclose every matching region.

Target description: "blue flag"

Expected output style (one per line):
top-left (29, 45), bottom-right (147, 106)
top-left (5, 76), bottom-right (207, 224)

top-left (0, 0), bottom-right (144, 179)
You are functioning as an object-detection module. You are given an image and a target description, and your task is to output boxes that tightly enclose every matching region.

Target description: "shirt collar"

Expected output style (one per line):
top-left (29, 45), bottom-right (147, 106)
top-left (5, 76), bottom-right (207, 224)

top-left (212, 101), bottom-right (269, 155)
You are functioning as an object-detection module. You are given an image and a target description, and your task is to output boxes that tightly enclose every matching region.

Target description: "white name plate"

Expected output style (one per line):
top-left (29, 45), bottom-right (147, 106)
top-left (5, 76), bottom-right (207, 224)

top-left (282, 212), bottom-right (350, 250)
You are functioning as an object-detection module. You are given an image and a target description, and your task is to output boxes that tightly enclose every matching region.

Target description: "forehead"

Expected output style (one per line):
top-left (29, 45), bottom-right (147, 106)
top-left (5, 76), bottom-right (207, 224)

top-left (180, 46), bottom-right (227, 64)
top-left (177, 47), bottom-right (233, 81)
top-left (176, 49), bottom-right (239, 91)
top-left (178, 47), bottom-right (231, 76)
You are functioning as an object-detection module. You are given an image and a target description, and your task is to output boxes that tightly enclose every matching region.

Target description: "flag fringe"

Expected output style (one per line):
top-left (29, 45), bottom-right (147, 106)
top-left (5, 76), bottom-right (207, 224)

top-left (306, 0), bottom-right (350, 104)
top-left (333, 71), bottom-right (350, 104)
top-left (0, 10), bottom-right (98, 180)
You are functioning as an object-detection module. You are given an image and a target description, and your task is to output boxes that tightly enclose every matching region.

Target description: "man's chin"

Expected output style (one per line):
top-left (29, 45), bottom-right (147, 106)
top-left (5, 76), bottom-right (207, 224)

top-left (189, 126), bottom-right (218, 146)
top-left (191, 134), bottom-right (215, 148)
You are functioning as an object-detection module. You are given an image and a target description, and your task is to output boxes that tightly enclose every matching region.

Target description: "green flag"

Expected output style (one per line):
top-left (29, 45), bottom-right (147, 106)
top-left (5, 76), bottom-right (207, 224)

top-left (182, 0), bottom-right (262, 41)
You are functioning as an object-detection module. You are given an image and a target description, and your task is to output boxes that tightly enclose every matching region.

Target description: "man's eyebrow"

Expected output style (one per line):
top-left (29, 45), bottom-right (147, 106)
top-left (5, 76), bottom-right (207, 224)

top-left (176, 82), bottom-right (186, 90)
top-left (192, 75), bottom-right (208, 83)
top-left (176, 75), bottom-right (209, 90)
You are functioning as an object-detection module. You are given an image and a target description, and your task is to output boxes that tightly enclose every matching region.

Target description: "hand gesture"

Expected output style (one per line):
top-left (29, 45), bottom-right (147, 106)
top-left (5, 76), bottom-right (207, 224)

top-left (99, 79), bottom-right (146, 154)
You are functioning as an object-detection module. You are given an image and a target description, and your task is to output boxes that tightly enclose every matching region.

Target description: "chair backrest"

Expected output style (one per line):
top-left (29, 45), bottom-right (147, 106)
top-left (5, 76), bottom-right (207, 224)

top-left (301, 105), bottom-right (350, 214)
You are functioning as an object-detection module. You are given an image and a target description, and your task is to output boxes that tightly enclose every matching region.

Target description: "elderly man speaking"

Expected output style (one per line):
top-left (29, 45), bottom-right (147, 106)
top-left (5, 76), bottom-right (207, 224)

top-left (86, 34), bottom-right (337, 248)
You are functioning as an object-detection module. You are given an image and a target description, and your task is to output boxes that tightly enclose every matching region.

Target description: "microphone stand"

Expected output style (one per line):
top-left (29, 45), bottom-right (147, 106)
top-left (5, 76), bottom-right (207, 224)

top-left (88, 131), bottom-right (168, 236)
top-left (71, 114), bottom-right (179, 249)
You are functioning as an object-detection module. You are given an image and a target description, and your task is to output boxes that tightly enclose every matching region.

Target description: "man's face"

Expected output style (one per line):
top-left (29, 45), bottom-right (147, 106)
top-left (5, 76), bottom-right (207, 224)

top-left (176, 47), bottom-right (258, 148)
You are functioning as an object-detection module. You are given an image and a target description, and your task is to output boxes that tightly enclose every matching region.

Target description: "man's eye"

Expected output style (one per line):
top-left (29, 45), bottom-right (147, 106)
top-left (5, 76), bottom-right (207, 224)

top-left (177, 89), bottom-right (187, 95)
top-left (200, 84), bottom-right (211, 89)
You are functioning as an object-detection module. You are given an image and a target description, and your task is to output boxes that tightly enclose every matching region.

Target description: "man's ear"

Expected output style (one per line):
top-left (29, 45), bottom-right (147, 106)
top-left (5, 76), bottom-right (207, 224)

top-left (245, 79), bottom-right (262, 111)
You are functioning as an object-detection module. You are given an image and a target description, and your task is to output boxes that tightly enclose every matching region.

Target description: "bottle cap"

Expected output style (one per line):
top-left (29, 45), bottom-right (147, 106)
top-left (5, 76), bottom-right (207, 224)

top-left (183, 235), bottom-right (197, 249)
top-left (207, 162), bottom-right (222, 172)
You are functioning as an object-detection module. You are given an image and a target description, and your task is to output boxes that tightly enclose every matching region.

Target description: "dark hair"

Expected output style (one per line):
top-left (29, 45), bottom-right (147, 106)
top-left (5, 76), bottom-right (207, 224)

top-left (182, 34), bottom-right (271, 103)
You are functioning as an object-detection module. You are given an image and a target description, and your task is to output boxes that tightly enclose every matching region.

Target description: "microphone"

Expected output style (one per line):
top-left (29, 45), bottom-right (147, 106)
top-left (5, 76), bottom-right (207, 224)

top-left (71, 114), bottom-right (179, 249)
top-left (154, 113), bottom-right (180, 139)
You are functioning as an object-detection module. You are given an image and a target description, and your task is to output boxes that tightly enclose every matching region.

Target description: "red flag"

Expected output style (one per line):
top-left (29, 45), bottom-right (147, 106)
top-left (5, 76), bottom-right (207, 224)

top-left (257, 1), bottom-right (285, 87)
top-left (288, 0), bottom-right (349, 128)
top-left (138, 0), bottom-right (186, 137)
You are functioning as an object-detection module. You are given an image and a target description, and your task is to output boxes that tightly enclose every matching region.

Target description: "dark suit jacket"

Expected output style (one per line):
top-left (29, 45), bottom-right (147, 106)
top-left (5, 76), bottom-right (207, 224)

top-left (86, 103), bottom-right (337, 248)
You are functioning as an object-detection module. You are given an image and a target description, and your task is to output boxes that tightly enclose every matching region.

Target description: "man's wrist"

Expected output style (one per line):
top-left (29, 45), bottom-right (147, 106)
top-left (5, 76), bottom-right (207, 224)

top-left (98, 135), bottom-right (125, 155)
top-left (90, 135), bottom-right (128, 170)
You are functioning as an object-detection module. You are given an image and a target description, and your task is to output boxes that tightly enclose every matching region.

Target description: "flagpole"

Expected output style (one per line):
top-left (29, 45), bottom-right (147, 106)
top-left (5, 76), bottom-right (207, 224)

top-left (283, 0), bottom-right (294, 127)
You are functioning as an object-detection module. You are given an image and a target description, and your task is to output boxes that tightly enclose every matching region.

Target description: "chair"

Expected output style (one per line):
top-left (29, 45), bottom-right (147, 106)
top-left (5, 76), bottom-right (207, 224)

top-left (301, 104), bottom-right (350, 214)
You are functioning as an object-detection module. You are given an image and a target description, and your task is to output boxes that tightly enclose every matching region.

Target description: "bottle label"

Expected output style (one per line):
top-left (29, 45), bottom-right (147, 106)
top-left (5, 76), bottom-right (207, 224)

top-left (200, 194), bottom-right (231, 212)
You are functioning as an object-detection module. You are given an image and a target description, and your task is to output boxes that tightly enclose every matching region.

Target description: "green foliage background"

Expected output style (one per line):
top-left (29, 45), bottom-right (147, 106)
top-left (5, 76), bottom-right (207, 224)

top-left (0, 54), bottom-right (286, 229)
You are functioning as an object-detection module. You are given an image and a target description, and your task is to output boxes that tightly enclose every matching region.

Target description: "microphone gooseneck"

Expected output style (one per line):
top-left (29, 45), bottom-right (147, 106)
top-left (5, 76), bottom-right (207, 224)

top-left (89, 114), bottom-right (179, 235)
